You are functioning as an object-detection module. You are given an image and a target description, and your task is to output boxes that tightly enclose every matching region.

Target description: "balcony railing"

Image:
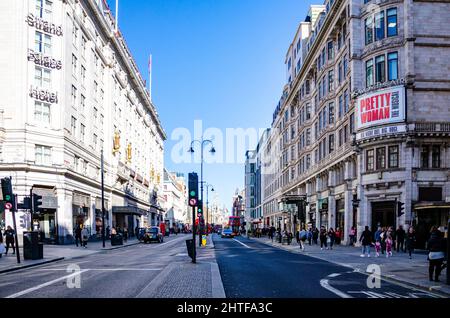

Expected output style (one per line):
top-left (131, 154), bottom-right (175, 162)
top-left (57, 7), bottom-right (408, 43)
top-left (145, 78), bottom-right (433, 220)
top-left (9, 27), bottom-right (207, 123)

top-left (411, 122), bottom-right (450, 133)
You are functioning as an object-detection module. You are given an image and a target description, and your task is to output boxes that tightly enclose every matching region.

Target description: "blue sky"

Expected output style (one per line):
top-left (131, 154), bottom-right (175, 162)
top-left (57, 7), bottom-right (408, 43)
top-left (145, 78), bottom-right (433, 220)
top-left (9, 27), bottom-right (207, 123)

top-left (106, 0), bottom-right (316, 210)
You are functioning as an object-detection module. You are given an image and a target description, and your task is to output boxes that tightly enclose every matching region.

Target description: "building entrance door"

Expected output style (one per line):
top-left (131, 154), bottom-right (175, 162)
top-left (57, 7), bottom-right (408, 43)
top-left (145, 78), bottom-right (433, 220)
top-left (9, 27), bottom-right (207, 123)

top-left (371, 201), bottom-right (396, 232)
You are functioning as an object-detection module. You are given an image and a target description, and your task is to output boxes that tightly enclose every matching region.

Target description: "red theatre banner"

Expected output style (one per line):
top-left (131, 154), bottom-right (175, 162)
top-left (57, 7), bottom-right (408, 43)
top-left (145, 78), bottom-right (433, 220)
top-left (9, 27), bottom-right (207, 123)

top-left (356, 86), bottom-right (405, 130)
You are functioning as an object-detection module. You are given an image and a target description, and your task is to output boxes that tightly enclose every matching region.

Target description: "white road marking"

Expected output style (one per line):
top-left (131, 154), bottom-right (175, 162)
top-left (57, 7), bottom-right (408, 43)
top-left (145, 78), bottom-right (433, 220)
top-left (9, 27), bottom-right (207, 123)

top-left (319, 278), bottom-right (353, 298)
top-left (327, 273), bottom-right (341, 278)
top-left (232, 239), bottom-right (251, 249)
top-left (6, 270), bottom-right (90, 298)
top-left (35, 268), bottom-right (163, 271)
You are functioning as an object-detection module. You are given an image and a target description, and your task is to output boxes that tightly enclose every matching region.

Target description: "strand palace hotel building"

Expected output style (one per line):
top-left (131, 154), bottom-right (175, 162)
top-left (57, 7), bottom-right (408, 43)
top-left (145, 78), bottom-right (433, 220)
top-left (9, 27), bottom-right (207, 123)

top-left (260, 0), bottom-right (450, 248)
top-left (0, 0), bottom-right (166, 244)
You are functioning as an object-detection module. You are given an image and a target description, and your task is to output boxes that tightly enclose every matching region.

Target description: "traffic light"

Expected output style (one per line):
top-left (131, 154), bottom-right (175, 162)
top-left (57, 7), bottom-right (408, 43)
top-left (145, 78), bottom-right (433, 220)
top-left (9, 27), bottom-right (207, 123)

top-left (1, 177), bottom-right (13, 204)
top-left (188, 173), bottom-right (198, 207)
top-left (32, 193), bottom-right (43, 213)
top-left (397, 201), bottom-right (405, 217)
top-left (197, 199), bottom-right (203, 218)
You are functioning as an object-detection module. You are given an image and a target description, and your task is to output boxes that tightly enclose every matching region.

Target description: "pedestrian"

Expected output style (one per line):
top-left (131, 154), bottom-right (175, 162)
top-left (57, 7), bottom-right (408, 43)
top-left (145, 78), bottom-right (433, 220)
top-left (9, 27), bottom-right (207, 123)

top-left (299, 227), bottom-right (307, 251)
top-left (374, 227), bottom-right (382, 244)
top-left (375, 239), bottom-right (382, 257)
top-left (81, 226), bottom-right (89, 248)
top-left (319, 226), bottom-right (328, 250)
top-left (385, 234), bottom-right (393, 258)
top-left (4, 226), bottom-right (15, 255)
top-left (307, 228), bottom-right (312, 246)
top-left (359, 226), bottom-right (372, 257)
top-left (380, 227), bottom-right (387, 255)
top-left (135, 225), bottom-right (139, 238)
top-left (427, 226), bottom-right (446, 282)
top-left (328, 228), bottom-right (336, 250)
top-left (405, 227), bottom-right (416, 259)
top-left (335, 227), bottom-right (341, 245)
top-left (123, 227), bottom-right (128, 242)
top-left (349, 226), bottom-right (356, 246)
top-left (313, 227), bottom-right (319, 245)
top-left (396, 225), bottom-right (406, 253)
top-left (0, 229), bottom-right (4, 258)
top-left (75, 224), bottom-right (82, 247)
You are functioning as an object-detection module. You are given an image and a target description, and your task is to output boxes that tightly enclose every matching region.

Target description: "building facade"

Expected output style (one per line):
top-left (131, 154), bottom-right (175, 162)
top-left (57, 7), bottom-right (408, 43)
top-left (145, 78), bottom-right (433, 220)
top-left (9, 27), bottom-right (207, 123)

top-left (0, 0), bottom-right (166, 244)
top-left (262, 0), bottom-right (450, 247)
top-left (163, 170), bottom-right (188, 230)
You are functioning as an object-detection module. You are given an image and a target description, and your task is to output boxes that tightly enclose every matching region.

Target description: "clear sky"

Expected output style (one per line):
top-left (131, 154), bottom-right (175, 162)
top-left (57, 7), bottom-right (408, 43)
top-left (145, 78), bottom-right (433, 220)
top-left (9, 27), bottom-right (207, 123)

top-left (106, 0), bottom-right (316, 211)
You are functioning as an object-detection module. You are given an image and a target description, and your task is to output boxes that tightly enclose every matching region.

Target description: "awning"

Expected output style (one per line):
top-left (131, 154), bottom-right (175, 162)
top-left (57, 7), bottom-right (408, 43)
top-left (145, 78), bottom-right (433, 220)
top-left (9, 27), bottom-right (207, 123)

top-left (112, 206), bottom-right (145, 215)
top-left (414, 201), bottom-right (450, 210)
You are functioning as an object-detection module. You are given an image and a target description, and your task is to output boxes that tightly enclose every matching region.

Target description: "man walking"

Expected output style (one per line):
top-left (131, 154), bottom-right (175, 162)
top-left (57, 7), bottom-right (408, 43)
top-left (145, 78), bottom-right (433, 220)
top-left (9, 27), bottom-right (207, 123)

top-left (359, 226), bottom-right (373, 257)
top-left (4, 226), bottom-right (15, 255)
top-left (396, 225), bottom-right (406, 252)
top-left (75, 224), bottom-right (82, 247)
top-left (81, 226), bottom-right (89, 248)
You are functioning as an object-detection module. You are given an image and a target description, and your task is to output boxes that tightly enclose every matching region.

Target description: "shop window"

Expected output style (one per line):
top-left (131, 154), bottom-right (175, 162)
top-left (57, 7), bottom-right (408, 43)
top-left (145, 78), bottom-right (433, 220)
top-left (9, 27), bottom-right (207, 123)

top-left (418, 187), bottom-right (442, 202)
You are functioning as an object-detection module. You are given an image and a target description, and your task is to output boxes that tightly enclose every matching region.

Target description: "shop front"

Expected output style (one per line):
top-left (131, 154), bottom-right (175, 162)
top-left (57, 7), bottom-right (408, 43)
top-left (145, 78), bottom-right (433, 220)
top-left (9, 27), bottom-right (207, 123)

top-left (335, 199), bottom-right (345, 232)
top-left (319, 198), bottom-right (329, 229)
top-left (72, 192), bottom-right (91, 236)
top-left (308, 204), bottom-right (316, 229)
top-left (371, 201), bottom-right (396, 232)
top-left (94, 197), bottom-right (110, 239)
top-left (112, 206), bottom-right (144, 236)
top-left (32, 187), bottom-right (59, 244)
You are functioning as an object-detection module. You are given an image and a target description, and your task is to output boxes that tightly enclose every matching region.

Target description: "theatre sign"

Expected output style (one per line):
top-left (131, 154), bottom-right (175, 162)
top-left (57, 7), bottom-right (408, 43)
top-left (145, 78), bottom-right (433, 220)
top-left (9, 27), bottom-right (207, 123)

top-left (355, 85), bottom-right (406, 141)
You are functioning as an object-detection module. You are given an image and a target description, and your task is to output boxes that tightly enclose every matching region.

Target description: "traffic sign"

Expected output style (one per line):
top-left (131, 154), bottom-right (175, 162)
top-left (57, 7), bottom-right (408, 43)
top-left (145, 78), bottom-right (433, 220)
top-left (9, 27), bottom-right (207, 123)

top-left (197, 212), bottom-right (202, 218)
top-left (189, 198), bottom-right (197, 206)
top-left (5, 202), bottom-right (12, 210)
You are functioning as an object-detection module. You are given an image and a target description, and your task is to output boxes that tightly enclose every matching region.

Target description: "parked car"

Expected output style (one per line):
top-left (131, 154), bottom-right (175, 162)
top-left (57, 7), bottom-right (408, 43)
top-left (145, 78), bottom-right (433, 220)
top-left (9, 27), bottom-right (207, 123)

top-left (221, 228), bottom-right (233, 238)
top-left (142, 226), bottom-right (164, 244)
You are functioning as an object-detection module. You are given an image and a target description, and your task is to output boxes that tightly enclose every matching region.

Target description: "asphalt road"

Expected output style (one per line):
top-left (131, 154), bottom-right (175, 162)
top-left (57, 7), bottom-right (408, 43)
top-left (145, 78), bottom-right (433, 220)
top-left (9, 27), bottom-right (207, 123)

top-left (0, 234), bottom-right (191, 298)
top-left (213, 234), bottom-right (442, 299)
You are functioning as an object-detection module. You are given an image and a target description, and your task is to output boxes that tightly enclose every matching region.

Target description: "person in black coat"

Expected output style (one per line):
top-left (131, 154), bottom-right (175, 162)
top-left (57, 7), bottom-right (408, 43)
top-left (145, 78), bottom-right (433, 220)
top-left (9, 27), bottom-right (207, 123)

top-left (427, 227), bottom-right (446, 282)
top-left (75, 224), bottom-right (82, 247)
top-left (396, 225), bottom-right (406, 253)
top-left (4, 226), bottom-right (15, 255)
top-left (405, 227), bottom-right (416, 259)
top-left (359, 226), bottom-right (373, 257)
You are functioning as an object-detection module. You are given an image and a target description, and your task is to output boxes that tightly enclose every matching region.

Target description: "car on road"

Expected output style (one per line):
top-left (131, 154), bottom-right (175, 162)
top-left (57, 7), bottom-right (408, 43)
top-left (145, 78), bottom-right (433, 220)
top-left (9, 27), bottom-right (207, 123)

top-left (142, 226), bottom-right (164, 244)
top-left (221, 228), bottom-right (233, 238)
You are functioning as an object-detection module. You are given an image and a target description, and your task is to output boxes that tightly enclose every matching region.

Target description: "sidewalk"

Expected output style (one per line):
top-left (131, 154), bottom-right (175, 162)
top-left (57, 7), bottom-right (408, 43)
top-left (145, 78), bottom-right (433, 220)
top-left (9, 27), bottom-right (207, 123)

top-left (251, 236), bottom-right (450, 296)
top-left (136, 234), bottom-right (225, 298)
top-left (0, 237), bottom-right (140, 274)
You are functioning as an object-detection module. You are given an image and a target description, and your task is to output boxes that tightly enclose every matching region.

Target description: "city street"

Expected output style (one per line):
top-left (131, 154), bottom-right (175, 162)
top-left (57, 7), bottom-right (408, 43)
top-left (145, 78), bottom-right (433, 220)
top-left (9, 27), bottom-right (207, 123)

top-left (214, 235), bottom-right (442, 299)
top-left (0, 234), bottom-right (195, 298)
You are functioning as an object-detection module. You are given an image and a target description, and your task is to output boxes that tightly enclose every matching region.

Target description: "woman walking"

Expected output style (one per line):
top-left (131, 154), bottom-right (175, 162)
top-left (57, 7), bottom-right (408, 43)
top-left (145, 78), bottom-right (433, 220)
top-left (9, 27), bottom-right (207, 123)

top-left (349, 226), bottom-right (356, 246)
top-left (81, 226), bottom-right (89, 248)
top-left (359, 226), bottom-right (373, 257)
top-left (319, 226), bottom-right (328, 250)
top-left (328, 228), bottom-right (336, 250)
top-left (405, 227), bottom-right (416, 259)
top-left (427, 227), bottom-right (446, 282)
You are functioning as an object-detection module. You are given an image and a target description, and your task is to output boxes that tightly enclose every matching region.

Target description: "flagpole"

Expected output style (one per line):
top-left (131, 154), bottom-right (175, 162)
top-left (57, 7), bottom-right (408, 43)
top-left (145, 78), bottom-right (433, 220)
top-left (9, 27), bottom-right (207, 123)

top-left (115, 0), bottom-right (119, 33)
top-left (149, 54), bottom-right (152, 101)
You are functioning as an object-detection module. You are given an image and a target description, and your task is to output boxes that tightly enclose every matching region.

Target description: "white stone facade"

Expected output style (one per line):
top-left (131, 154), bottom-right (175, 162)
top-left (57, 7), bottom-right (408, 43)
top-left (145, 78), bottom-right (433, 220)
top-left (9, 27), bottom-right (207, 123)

top-left (0, 0), bottom-right (166, 244)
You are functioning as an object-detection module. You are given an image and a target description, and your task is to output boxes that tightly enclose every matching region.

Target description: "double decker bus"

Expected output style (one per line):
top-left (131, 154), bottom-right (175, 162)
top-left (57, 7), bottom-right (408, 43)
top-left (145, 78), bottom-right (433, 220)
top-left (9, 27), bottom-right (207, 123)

top-left (228, 216), bottom-right (241, 236)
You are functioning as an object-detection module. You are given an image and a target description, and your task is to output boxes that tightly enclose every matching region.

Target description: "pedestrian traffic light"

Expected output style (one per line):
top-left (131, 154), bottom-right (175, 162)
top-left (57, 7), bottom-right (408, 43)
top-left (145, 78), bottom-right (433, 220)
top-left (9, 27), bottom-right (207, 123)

top-left (32, 193), bottom-right (43, 213)
top-left (1, 177), bottom-right (13, 203)
top-left (197, 199), bottom-right (203, 217)
top-left (188, 173), bottom-right (198, 207)
top-left (397, 201), bottom-right (405, 217)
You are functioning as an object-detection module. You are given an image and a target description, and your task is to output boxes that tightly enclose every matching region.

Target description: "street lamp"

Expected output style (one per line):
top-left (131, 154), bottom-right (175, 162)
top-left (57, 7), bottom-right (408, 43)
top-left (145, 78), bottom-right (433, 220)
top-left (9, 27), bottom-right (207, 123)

top-left (203, 183), bottom-right (214, 235)
top-left (188, 138), bottom-right (215, 245)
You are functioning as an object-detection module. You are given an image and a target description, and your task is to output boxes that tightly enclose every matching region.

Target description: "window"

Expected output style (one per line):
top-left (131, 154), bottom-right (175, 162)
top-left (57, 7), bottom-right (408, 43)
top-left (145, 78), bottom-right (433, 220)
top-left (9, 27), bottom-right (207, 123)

top-left (306, 154), bottom-right (311, 169)
top-left (432, 146), bottom-right (441, 168)
top-left (376, 147), bottom-right (386, 170)
top-left (93, 134), bottom-right (98, 150)
top-left (327, 41), bottom-right (334, 60)
top-left (306, 104), bottom-right (311, 120)
top-left (81, 66), bottom-right (86, 85)
top-left (328, 102), bottom-right (335, 124)
top-left (328, 70), bottom-right (334, 92)
top-left (344, 90), bottom-right (349, 113)
top-left (80, 124), bottom-right (85, 142)
top-left (71, 85), bottom-right (77, 107)
top-left (72, 54), bottom-right (78, 77)
top-left (321, 48), bottom-right (326, 67)
top-left (71, 116), bottom-right (77, 136)
top-left (81, 36), bottom-right (87, 57)
top-left (421, 146), bottom-right (429, 168)
top-left (306, 129), bottom-right (311, 146)
top-left (366, 149), bottom-right (375, 171)
top-left (93, 107), bottom-right (98, 123)
top-left (350, 113), bottom-right (355, 134)
top-left (337, 32), bottom-right (343, 50)
top-left (375, 55), bottom-right (386, 83)
top-left (375, 11), bottom-right (385, 41)
top-left (35, 145), bottom-right (52, 166)
top-left (366, 59), bottom-right (374, 88)
top-left (35, 67), bottom-right (51, 89)
top-left (35, 32), bottom-right (51, 54)
top-left (93, 81), bottom-right (98, 99)
top-left (287, 58), bottom-right (292, 70)
top-left (387, 8), bottom-right (398, 37)
top-left (344, 124), bottom-right (348, 142)
top-left (35, 0), bottom-right (52, 20)
top-left (338, 128), bottom-right (343, 146)
top-left (80, 94), bottom-right (85, 111)
top-left (343, 57), bottom-right (348, 75)
top-left (365, 17), bottom-right (374, 45)
top-left (34, 101), bottom-right (50, 124)
top-left (388, 146), bottom-right (399, 168)
top-left (338, 94), bottom-right (343, 118)
top-left (338, 61), bottom-right (342, 83)
top-left (388, 52), bottom-right (398, 81)
top-left (72, 23), bottom-right (78, 46)
top-left (329, 134), bottom-right (335, 153)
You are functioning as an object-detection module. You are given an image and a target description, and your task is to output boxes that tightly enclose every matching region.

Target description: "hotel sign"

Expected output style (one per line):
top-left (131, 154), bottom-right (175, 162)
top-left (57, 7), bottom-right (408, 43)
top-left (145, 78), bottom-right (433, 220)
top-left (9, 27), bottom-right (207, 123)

top-left (28, 49), bottom-right (62, 70)
top-left (356, 85), bottom-right (405, 131)
top-left (26, 14), bottom-right (63, 36)
top-left (29, 86), bottom-right (58, 104)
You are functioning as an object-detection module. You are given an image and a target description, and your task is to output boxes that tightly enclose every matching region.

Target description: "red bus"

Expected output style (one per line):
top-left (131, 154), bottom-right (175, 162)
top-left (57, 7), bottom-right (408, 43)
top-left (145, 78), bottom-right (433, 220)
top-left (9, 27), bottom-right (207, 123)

top-left (228, 216), bottom-right (241, 236)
